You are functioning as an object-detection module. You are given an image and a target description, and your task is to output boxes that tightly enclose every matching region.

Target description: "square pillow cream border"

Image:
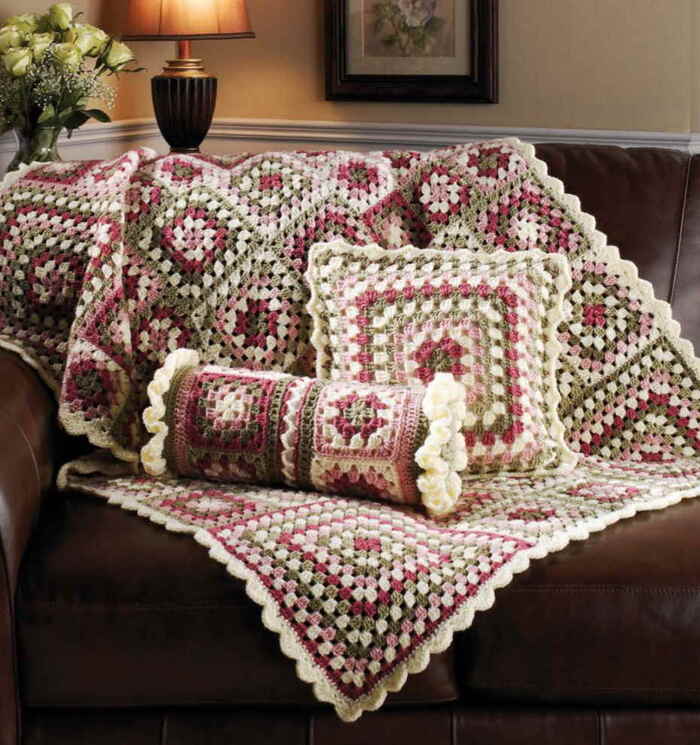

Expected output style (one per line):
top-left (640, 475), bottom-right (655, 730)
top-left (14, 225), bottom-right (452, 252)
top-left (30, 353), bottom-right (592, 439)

top-left (306, 240), bottom-right (578, 479)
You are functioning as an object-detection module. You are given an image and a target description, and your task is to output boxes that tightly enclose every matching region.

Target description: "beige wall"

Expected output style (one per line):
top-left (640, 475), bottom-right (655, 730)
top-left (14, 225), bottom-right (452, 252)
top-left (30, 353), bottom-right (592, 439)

top-left (1, 0), bottom-right (698, 133)
top-left (195, 0), bottom-right (692, 133)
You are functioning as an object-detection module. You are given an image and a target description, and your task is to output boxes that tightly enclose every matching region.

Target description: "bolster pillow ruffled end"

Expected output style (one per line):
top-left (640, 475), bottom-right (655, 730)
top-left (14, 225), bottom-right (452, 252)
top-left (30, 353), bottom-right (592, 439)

top-left (415, 372), bottom-right (468, 518)
top-left (141, 348), bottom-right (201, 477)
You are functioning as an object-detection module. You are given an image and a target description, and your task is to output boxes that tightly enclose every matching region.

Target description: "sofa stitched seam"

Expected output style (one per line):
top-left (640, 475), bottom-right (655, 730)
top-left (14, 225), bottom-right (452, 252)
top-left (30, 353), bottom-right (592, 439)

top-left (23, 588), bottom-right (700, 611)
top-left (24, 694), bottom-right (458, 708)
top-left (307, 712), bottom-right (314, 745)
top-left (19, 601), bottom-right (254, 610)
top-left (159, 713), bottom-right (167, 745)
top-left (0, 533), bottom-right (17, 745)
top-left (668, 155), bottom-right (693, 305)
top-left (472, 684), bottom-right (700, 693)
top-left (506, 586), bottom-right (700, 593)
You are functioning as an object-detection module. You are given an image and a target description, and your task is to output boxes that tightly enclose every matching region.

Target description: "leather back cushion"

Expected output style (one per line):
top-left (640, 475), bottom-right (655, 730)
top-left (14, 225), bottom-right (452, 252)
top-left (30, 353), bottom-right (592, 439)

top-left (535, 144), bottom-right (698, 347)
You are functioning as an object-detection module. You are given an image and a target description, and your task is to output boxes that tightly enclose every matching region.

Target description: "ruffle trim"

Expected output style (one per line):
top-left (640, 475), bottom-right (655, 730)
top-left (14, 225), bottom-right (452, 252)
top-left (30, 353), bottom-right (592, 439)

top-left (141, 348), bottom-right (201, 476)
top-left (415, 372), bottom-right (468, 516)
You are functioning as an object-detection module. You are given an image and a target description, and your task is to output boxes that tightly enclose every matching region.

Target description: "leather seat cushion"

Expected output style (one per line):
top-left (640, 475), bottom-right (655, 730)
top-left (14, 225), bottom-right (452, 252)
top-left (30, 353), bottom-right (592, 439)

top-left (20, 487), bottom-right (700, 710)
top-left (15, 491), bottom-right (458, 708)
top-left (459, 496), bottom-right (700, 706)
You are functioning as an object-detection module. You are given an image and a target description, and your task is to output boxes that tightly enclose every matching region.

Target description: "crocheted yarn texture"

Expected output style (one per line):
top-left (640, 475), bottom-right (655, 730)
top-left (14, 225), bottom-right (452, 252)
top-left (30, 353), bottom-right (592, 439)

top-left (3, 139), bottom-right (700, 720)
top-left (307, 244), bottom-right (578, 477)
top-left (139, 349), bottom-right (468, 515)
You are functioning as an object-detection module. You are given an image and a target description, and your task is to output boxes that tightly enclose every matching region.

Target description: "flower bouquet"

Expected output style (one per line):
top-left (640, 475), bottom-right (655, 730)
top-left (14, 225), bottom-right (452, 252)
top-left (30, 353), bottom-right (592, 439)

top-left (0, 3), bottom-right (141, 172)
top-left (372, 0), bottom-right (445, 57)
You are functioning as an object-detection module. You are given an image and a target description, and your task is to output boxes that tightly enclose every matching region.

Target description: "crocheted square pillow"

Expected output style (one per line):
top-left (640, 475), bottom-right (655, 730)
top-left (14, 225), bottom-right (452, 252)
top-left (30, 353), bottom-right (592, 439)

top-left (306, 242), bottom-right (578, 477)
top-left (141, 349), bottom-right (469, 516)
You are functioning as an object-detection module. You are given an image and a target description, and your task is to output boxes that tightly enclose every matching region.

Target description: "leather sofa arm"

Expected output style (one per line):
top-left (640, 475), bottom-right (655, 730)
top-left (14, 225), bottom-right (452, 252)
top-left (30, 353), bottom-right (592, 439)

top-left (0, 352), bottom-right (56, 745)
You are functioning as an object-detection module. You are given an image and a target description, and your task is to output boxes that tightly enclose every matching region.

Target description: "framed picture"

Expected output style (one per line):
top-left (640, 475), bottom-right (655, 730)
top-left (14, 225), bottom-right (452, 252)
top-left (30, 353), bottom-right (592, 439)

top-left (325, 0), bottom-right (498, 103)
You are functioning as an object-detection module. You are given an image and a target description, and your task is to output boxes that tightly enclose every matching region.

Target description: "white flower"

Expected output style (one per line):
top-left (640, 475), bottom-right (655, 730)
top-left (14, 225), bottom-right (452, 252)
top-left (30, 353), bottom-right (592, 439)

top-left (53, 41), bottom-right (82, 69)
top-left (104, 40), bottom-right (134, 70)
top-left (0, 26), bottom-right (23, 54)
top-left (4, 47), bottom-right (32, 76)
top-left (29, 32), bottom-right (55, 59)
top-left (6, 14), bottom-right (39, 34)
top-left (65, 24), bottom-right (109, 57)
top-left (48, 3), bottom-right (73, 31)
top-left (397, 0), bottom-right (437, 28)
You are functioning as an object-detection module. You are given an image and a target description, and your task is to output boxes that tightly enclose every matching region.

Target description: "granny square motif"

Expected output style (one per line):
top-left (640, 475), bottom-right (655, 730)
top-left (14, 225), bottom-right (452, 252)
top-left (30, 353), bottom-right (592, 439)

top-left (307, 242), bottom-right (578, 476)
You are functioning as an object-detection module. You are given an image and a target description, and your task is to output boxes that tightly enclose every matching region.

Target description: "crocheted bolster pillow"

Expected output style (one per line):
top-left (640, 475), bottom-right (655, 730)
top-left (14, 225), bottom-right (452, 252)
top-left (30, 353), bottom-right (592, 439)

top-left (307, 242), bottom-right (578, 478)
top-left (141, 349), bottom-right (468, 516)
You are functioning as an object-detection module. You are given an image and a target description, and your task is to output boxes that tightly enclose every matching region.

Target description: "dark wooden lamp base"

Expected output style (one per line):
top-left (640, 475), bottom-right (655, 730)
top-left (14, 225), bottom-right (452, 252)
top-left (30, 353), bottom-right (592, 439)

top-left (151, 75), bottom-right (217, 154)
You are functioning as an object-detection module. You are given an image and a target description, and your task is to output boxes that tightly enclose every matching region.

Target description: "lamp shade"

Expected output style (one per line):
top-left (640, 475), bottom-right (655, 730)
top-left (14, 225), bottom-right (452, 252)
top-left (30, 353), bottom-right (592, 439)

top-left (122, 0), bottom-right (255, 41)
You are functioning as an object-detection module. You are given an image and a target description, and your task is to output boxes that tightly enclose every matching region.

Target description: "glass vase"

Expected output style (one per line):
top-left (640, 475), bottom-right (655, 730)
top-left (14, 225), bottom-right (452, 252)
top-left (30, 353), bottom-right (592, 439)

top-left (7, 126), bottom-right (62, 173)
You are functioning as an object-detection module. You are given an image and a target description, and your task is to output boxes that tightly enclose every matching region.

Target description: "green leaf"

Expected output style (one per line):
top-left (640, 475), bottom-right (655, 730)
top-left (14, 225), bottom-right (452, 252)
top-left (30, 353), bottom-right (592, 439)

top-left (37, 104), bottom-right (56, 124)
top-left (63, 110), bottom-right (90, 132)
top-left (56, 107), bottom-right (79, 124)
top-left (84, 108), bottom-right (111, 123)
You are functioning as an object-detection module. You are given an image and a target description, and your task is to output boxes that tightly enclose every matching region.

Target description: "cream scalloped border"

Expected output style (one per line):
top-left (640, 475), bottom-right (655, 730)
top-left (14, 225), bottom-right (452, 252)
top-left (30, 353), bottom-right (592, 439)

top-left (507, 136), bottom-right (700, 392)
top-left (64, 468), bottom-right (700, 722)
top-left (306, 241), bottom-right (578, 478)
top-left (57, 451), bottom-right (138, 490)
top-left (141, 348), bottom-right (202, 476)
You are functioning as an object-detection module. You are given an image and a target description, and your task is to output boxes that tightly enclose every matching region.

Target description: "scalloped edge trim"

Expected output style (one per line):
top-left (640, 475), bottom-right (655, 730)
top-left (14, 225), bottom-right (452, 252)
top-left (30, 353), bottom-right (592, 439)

top-left (416, 372), bottom-right (468, 516)
top-left (306, 241), bottom-right (578, 478)
top-left (57, 451), bottom-right (138, 490)
top-left (1, 159), bottom-right (47, 190)
top-left (141, 348), bottom-right (201, 476)
top-left (499, 136), bottom-right (700, 399)
top-left (65, 471), bottom-right (700, 722)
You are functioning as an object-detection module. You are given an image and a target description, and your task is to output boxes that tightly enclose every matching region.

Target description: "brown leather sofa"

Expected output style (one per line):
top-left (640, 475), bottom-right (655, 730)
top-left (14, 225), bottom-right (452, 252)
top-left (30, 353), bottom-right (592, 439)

top-left (2, 143), bottom-right (700, 745)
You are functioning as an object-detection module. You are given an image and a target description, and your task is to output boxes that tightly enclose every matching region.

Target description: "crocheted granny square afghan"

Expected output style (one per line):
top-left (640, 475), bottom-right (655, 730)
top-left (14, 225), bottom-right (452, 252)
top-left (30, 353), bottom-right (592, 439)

top-left (3, 139), bottom-right (700, 722)
top-left (2, 141), bottom-right (698, 464)
top-left (307, 243), bottom-right (578, 477)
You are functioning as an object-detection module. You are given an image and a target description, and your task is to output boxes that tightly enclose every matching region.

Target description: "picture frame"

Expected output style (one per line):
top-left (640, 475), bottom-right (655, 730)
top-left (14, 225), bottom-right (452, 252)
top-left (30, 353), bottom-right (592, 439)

top-left (325, 0), bottom-right (498, 103)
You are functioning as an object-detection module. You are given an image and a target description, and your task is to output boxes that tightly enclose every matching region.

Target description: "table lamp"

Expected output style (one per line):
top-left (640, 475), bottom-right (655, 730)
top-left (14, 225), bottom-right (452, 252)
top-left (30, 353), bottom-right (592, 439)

top-left (121, 0), bottom-right (255, 153)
